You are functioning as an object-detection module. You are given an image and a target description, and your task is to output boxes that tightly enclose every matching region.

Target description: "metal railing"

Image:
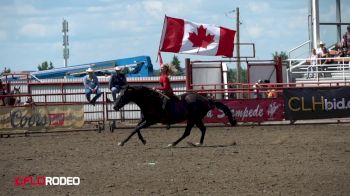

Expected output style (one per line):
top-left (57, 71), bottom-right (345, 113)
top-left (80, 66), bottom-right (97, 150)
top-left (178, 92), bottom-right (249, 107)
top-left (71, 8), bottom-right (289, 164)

top-left (287, 57), bottom-right (350, 82)
top-left (288, 40), bottom-right (311, 59)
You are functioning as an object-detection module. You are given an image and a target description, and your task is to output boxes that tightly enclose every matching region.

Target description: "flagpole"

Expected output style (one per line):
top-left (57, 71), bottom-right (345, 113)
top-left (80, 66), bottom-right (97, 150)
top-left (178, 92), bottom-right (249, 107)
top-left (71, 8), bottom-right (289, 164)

top-left (156, 15), bottom-right (168, 64)
top-left (236, 7), bottom-right (241, 84)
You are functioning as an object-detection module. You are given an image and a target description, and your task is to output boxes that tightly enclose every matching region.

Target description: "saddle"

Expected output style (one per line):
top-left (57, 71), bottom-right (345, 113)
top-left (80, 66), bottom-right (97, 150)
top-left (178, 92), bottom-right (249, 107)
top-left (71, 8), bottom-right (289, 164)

top-left (154, 90), bottom-right (180, 124)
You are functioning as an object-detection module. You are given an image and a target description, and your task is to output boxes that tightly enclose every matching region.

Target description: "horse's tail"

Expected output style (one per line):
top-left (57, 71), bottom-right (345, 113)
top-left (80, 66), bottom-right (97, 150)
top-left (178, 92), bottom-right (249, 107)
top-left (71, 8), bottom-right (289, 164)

top-left (210, 100), bottom-right (237, 126)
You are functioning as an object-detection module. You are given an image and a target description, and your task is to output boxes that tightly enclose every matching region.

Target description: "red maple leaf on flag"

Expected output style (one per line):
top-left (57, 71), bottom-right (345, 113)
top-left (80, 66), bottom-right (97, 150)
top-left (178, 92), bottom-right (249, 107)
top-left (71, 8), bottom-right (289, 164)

top-left (188, 25), bottom-right (215, 49)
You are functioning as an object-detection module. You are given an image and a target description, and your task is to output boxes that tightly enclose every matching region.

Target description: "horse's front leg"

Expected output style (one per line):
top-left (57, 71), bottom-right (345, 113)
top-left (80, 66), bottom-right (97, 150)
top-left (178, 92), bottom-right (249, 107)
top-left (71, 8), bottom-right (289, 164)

top-left (118, 120), bottom-right (150, 146)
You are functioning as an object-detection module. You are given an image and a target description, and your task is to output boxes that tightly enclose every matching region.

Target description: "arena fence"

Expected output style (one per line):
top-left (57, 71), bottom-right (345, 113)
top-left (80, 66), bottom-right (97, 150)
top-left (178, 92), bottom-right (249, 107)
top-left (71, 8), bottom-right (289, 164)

top-left (1, 76), bottom-right (350, 136)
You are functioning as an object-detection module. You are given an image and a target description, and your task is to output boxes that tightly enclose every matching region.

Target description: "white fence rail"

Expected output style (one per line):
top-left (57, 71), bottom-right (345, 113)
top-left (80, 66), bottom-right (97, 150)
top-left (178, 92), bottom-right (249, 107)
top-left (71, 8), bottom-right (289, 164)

top-left (287, 57), bottom-right (350, 82)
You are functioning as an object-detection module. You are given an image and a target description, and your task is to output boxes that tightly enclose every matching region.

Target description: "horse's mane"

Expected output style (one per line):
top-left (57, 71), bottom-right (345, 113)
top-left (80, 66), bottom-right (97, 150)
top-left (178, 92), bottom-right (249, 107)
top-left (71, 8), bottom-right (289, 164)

top-left (128, 85), bottom-right (165, 99)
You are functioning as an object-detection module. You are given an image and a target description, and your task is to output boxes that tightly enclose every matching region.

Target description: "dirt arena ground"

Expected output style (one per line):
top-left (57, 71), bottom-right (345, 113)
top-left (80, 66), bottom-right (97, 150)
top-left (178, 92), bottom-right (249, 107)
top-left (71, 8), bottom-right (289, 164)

top-left (1, 123), bottom-right (350, 196)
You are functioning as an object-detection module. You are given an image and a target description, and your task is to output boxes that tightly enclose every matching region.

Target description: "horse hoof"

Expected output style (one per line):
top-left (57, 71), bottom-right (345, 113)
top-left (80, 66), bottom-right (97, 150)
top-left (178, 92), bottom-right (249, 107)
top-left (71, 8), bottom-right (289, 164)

top-left (187, 141), bottom-right (202, 147)
top-left (166, 143), bottom-right (174, 148)
top-left (142, 140), bottom-right (147, 145)
top-left (118, 142), bottom-right (124, 146)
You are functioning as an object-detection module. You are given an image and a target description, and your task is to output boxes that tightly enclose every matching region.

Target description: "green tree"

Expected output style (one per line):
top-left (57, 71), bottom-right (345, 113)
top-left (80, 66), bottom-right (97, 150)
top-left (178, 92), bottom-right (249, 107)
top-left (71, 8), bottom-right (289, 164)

top-left (1, 67), bottom-right (11, 76)
top-left (170, 55), bottom-right (184, 76)
top-left (272, 51), bottom-right (288, 61)
top-left (38, 61), bottom-right (54, 71)
top-left (227, 68), bottom-right (247, 83)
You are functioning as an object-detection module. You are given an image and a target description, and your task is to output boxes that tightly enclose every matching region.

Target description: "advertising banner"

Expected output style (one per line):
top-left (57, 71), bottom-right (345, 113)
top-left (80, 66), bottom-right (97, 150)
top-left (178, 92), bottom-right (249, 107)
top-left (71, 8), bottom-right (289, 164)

top-left (0, 105), bottom-right (84, 131)
top-left (284, 87), bottom-right (350, 120)
top-left (204, 98), bottom-right (284, 123)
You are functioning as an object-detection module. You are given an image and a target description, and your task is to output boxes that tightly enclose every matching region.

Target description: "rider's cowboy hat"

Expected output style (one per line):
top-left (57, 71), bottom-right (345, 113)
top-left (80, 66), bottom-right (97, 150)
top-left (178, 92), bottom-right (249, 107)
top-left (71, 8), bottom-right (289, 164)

top-left (115, 66), bottom-right (122, 71)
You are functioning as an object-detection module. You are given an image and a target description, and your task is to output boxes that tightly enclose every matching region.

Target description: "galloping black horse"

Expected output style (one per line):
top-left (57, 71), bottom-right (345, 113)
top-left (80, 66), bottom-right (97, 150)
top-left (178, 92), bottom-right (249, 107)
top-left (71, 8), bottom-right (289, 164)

top-left (113, 85), bottom-right (236, 147)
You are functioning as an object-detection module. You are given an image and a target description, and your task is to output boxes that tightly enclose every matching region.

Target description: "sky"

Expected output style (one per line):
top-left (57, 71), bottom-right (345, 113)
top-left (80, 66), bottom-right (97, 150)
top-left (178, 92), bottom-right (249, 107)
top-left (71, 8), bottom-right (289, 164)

top-left (0, 0), bottom-right (349, 72)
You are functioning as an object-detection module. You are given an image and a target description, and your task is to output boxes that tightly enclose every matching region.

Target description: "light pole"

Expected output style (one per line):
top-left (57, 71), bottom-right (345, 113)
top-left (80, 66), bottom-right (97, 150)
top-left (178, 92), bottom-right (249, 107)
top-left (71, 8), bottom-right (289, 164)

top-left (62, 19), bottom-right (69, 67)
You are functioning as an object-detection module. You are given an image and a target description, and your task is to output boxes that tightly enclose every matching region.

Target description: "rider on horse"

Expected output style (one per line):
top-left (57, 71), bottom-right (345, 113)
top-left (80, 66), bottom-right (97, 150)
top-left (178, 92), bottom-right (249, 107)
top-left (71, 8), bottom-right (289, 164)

top-left (154, 64), bottom-right (177, 126)
top-left (155, 64), bottom-right (174, 97)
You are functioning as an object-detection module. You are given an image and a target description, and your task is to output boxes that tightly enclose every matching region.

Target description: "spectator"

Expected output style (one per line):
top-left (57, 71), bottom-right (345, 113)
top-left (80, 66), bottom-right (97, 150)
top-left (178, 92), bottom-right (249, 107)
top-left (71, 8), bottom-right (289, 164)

top-left (83, 68), bottom-right (102, 106)
top-left (263, 80), bottom-right (277, 98)
top-left (316, 41), bottom-right (330, 76)
top-left (333, 42), bottom-right (346, 57)
top-left (109, 66), bottom-right (127, 102)
top-left (342, 25), bottom-right (350, 56)
top-left (0, 79), bottom-right (6, 106)
top-left (307, 48), bottom-right (318, 78)
top-left (316, 41), bottom-right (329, 58)
top-left (253, 79), bottom-right (264, 99)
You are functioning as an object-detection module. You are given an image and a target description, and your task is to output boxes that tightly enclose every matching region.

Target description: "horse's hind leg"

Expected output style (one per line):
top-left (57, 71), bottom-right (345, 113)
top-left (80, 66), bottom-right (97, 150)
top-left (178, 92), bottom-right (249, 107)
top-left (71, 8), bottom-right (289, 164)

top-left (136, 119), bottom-right (147, 145)
top-left (196, 120), bottom-right (206, 145)
top-left (137, 131), bottom-right (146, 145)
top-left (168, 121), bottom-right (195, 147)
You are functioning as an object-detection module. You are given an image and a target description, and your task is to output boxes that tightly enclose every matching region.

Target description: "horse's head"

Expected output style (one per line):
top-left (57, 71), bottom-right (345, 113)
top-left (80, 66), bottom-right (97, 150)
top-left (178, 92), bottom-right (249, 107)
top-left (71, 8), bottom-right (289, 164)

top-left (113, 85), bottom-right (134, 111)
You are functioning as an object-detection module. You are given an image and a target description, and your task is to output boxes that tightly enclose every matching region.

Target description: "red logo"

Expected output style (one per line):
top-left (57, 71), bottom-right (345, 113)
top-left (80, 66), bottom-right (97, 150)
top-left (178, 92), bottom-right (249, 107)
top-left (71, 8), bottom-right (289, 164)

top-left (15, 176), bottom-right (46, 186)
top-left (49, 113), bottom-right (65, 126)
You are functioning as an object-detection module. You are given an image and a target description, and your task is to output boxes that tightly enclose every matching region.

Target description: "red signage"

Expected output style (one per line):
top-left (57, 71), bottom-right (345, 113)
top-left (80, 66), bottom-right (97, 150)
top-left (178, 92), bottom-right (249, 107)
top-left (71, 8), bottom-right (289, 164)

top-left (204, 98), bottom-right (284, 123)
top-left (48, 113), bottom-right (65, 126)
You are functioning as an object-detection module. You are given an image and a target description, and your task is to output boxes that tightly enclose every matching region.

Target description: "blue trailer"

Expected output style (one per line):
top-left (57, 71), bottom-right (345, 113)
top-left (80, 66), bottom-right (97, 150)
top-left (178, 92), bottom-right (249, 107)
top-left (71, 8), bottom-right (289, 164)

top-left (30, 56), bottom-right (154, 80)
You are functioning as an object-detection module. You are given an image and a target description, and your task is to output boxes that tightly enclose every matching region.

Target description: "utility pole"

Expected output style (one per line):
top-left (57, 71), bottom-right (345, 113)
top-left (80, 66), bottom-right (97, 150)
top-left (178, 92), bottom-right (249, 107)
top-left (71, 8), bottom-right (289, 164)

top-left (236, 7), bottom-right (241, 83)
top-left (311, 0), bottom-right (320, 50)
top-left (62, 19), bottom-right (69, 67)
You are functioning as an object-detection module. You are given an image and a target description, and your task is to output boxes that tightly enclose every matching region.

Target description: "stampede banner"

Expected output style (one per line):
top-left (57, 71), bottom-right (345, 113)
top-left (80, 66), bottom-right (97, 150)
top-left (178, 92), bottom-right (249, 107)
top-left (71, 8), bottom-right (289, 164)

top-left (204, 98), bottom-right (284, 123)
top-left (0, 105), bottom-right (84, 131)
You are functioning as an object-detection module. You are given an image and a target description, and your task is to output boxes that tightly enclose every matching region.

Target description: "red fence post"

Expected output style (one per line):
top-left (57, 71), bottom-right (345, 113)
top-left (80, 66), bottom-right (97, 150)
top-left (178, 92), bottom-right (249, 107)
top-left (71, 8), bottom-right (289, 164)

top-left (185, 58), bottom-right (192, 91)
top-left (275, 57), bottom-right (283, 83)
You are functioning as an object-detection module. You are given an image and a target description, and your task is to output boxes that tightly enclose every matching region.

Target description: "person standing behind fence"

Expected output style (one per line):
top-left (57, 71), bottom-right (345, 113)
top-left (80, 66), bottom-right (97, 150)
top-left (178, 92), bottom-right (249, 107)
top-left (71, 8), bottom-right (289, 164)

top-left (342, 25), bottom-right (350, 56)
top-left (0, 79), bottom-right (6, 106)
top-left (109, 66), bottom-right (127, 102)
top-left (253, 80), bottom-right (264, 99)
top-left (316, 41), bottom-right (331, 76)
top-left (83, 68), bottom-right (102, 106)
top-left (307, 48), bottom-right (318, 78)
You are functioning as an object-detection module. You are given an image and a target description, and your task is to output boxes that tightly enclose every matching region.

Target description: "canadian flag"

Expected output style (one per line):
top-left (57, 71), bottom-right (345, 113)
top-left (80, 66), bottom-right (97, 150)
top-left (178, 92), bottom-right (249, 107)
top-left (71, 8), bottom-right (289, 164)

top-left (159, 16), bottom-right (236, 58)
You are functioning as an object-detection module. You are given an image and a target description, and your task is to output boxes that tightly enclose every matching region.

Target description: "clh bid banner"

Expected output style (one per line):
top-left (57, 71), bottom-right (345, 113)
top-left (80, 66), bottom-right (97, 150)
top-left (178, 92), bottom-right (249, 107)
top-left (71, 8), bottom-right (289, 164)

top-left (284, 87), bottom-right (350, 120)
